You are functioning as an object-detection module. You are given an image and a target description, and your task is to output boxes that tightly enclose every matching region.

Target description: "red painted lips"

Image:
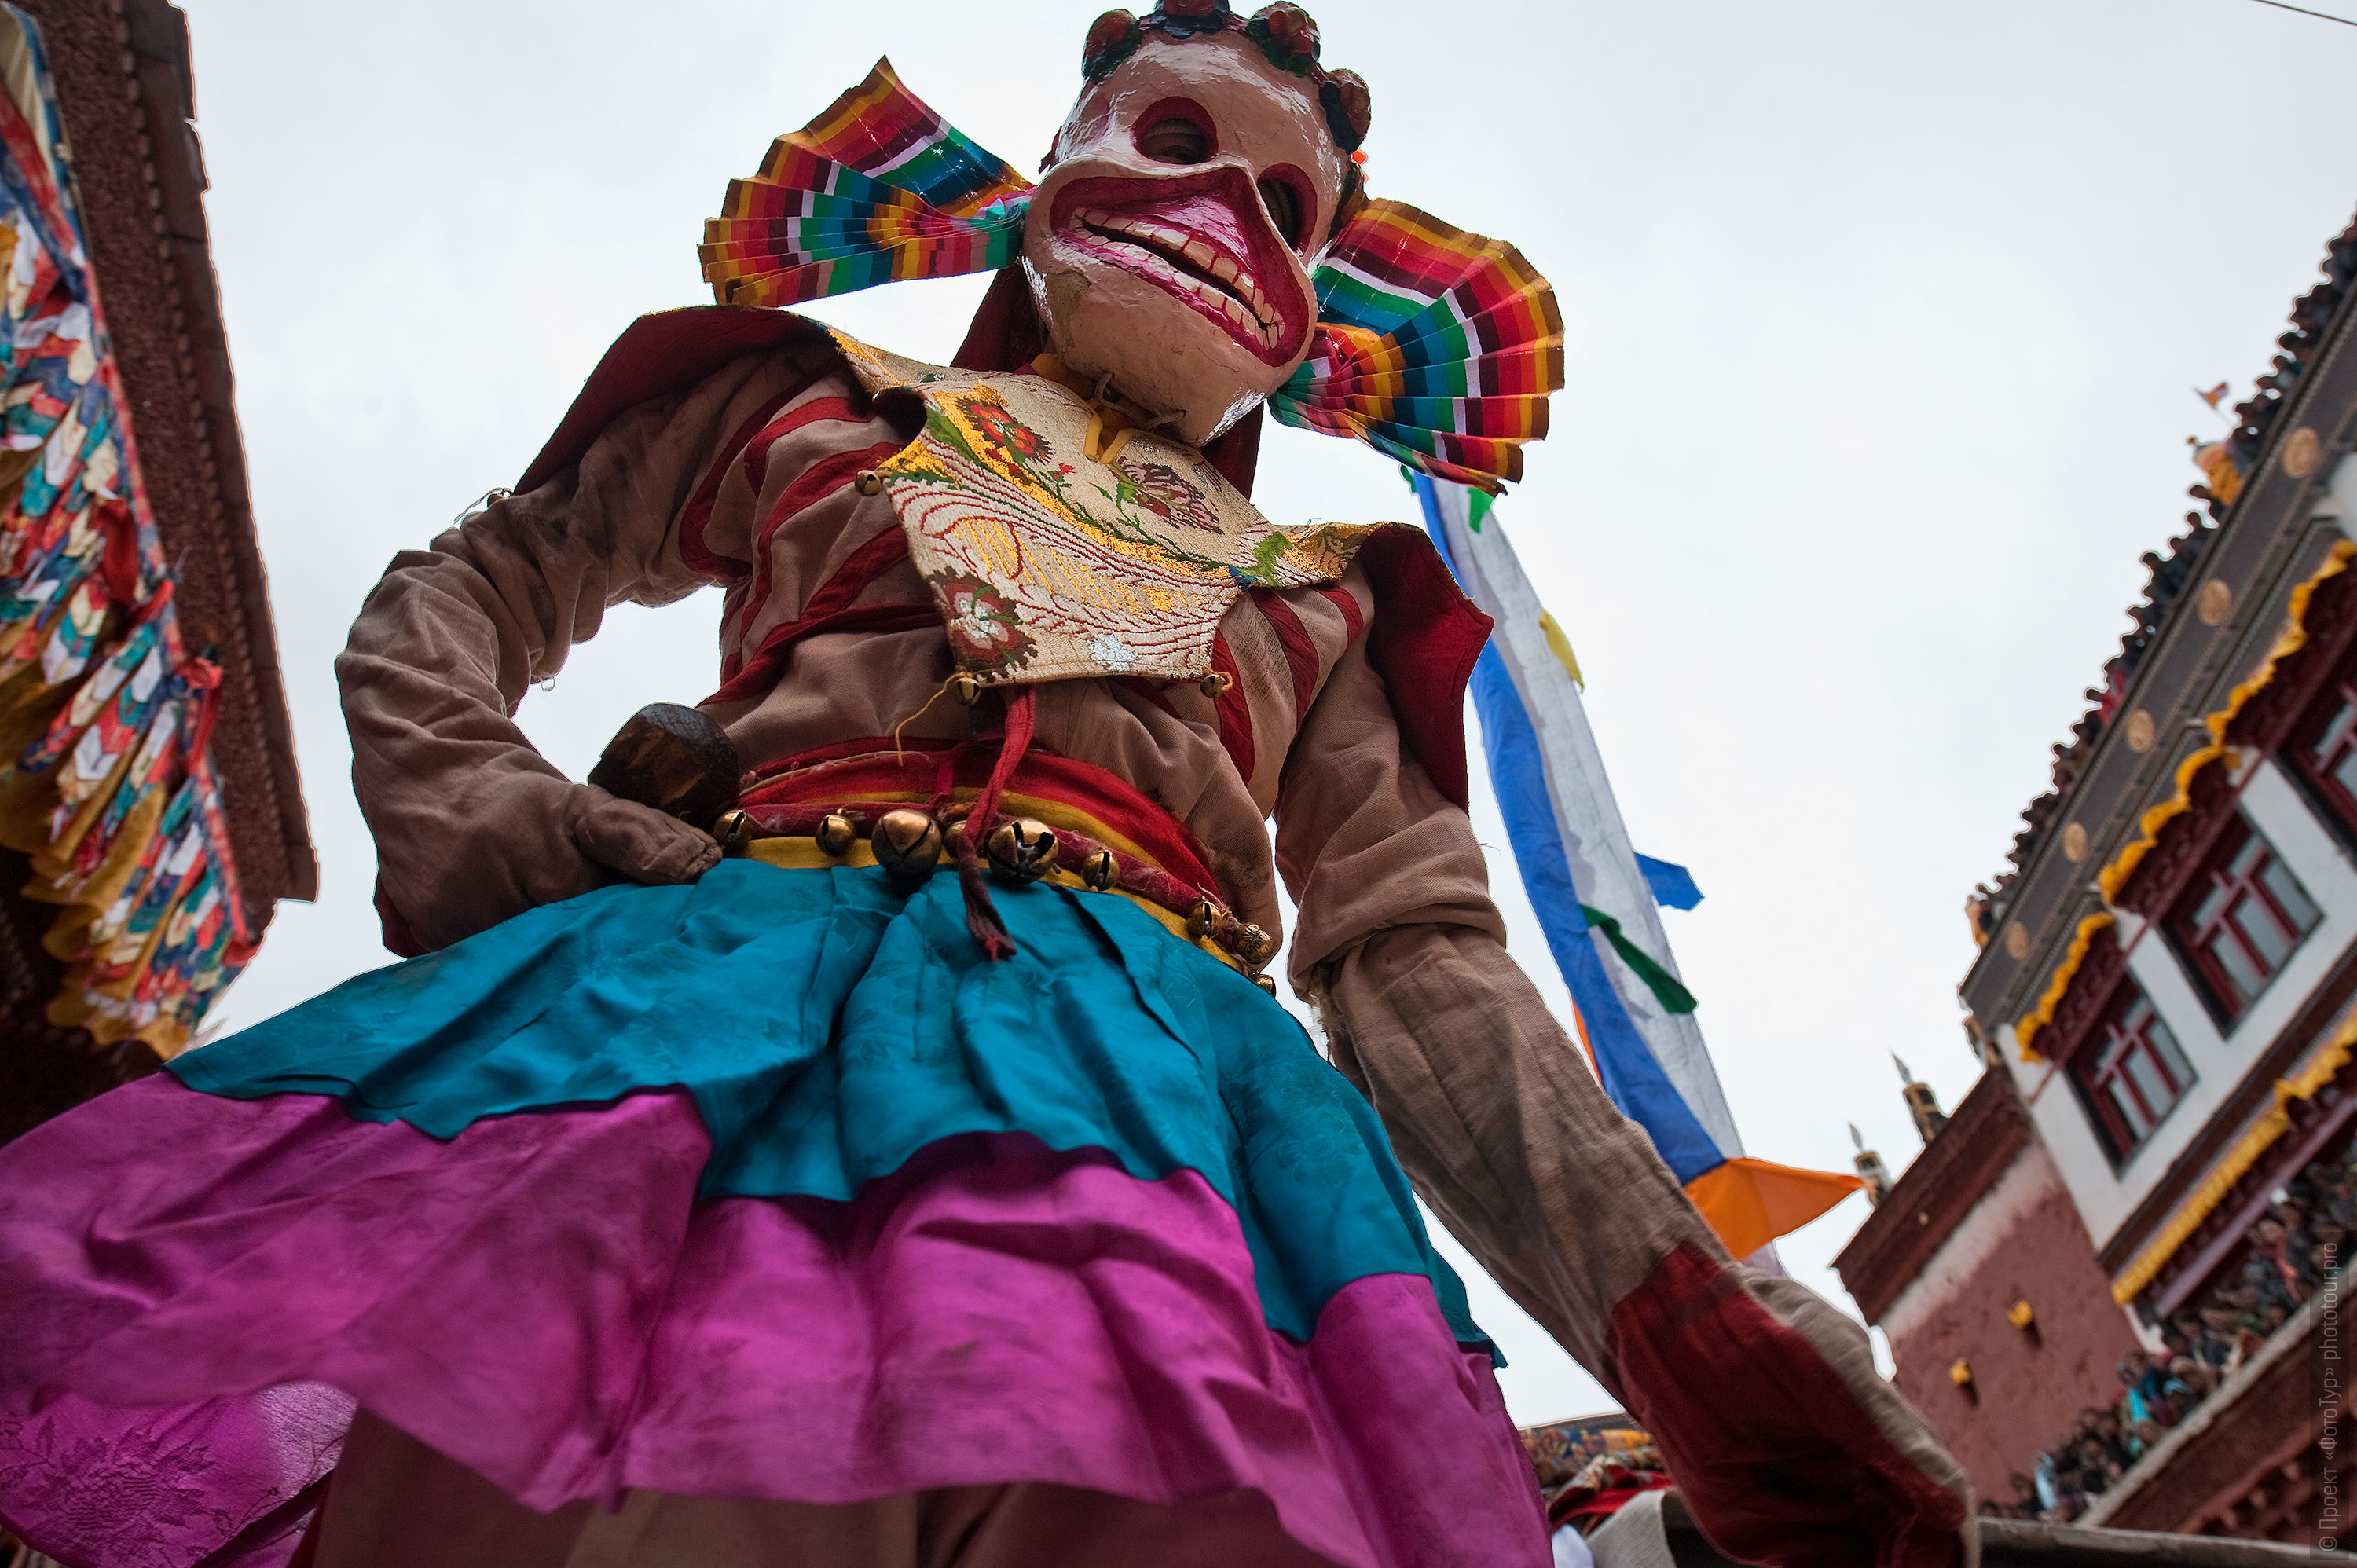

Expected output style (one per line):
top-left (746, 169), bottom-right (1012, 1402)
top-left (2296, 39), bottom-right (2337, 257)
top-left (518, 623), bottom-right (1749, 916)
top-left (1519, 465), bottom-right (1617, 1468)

top-left (1050, 168), bottom-right (1310, 365)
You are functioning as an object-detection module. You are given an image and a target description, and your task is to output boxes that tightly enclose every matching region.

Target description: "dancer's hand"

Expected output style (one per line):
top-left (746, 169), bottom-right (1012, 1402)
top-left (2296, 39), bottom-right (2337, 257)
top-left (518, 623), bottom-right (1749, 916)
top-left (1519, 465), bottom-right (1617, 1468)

top-left (567, 782), bottom-right (723, 888)
top-left (372, 775), bottom-right (720, 955)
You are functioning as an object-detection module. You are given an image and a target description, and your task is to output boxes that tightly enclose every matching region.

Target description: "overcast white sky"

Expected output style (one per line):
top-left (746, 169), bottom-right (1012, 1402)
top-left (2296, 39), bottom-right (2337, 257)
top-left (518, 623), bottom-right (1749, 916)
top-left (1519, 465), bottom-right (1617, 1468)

top-left (180, 0), bottom-right (2357, 1424)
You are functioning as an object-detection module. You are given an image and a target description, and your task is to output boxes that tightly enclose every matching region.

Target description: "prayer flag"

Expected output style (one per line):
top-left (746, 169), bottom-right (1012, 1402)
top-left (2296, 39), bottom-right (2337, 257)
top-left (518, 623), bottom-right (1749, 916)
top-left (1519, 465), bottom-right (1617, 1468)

top-left (1413, 475), bottom-right (1860, 1259)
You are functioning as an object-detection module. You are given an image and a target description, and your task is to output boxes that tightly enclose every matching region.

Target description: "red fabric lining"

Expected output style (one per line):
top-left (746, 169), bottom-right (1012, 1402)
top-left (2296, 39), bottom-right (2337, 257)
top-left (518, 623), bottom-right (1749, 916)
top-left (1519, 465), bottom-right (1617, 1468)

top-left (1208, 634), bottom-right (1253, 785)
top-left (518, 308), bottom-right (830, 493)
top-left (1251, 589), bottom-right (1321, 722)
top-left (951, 266), bottom-right (1048, 373)
top-left (1353, 529), bottom-right (1489, 811)
top-left (1611, 1243), bottom-right (1964, 1568)
top-left (748, 441), bottom-right (907, 612)
top-left (372, 876), bottom-right (423, 960)
top-left (1202, 408), bottom-right (1263, 500)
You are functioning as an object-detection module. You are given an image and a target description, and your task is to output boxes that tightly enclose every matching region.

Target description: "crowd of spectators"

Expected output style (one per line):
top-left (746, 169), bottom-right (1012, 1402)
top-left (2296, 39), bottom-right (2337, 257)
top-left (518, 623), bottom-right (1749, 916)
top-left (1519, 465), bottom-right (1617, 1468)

top-left (1978, 1148), bottom-right (2354, 1523)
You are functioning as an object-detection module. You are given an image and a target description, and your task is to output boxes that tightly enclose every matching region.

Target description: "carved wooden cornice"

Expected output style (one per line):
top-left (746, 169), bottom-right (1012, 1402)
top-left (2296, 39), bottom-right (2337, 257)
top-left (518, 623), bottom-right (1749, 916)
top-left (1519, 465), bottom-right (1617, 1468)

top-left (2036, 921), bottom-right (2128, 1068)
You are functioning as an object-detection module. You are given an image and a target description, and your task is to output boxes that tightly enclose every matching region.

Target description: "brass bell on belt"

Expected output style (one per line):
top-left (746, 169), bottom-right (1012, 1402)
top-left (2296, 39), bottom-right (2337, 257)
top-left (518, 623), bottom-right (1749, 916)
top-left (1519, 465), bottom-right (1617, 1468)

top-left (1186, 899), bottom-right (1218, 940)
top-left (853, 469), bottom-right (886, 496)
top-left (872, 808), bottom-right (944, 886)
top-left (1199, 670), bottom-right (1233, 698)
top-left (948, 672), bottom-right (983, 705)
top-left (712, 809), bottom-right (753, 858)
top-left (815, 811), bottom-right (860, 857)
top-left (1235, 923), bottom-right (1277, 968)
top-left (1078, 847), bottom-right (1120, 892)
top-left (987, 817), bottom-right (1059, 882)
top-left (1253, 973), bottom-right (1278, 996)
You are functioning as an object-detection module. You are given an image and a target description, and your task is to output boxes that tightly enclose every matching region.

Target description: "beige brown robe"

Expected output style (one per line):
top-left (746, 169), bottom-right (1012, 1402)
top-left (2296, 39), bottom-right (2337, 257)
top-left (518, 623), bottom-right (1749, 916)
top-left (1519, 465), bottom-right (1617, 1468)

top-left (329, 331), bottom-right (1971, 1567)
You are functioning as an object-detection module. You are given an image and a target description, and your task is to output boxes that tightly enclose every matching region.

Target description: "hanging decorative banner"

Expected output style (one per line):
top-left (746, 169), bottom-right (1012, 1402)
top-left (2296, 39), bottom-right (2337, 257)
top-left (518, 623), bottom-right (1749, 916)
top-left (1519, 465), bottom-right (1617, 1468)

top-left (0, 10), bottom-right (252, 1055)
top-left (1413, 474), bottom-right (1860, 1259)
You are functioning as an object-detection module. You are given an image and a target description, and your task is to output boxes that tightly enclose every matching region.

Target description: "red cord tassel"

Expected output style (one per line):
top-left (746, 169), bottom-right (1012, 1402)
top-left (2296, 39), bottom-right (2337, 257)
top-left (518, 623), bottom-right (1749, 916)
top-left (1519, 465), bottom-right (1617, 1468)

top-left (957, 851), bottom-right (1017, 962)
top-left (940, 685), bottom-right (1036, 962)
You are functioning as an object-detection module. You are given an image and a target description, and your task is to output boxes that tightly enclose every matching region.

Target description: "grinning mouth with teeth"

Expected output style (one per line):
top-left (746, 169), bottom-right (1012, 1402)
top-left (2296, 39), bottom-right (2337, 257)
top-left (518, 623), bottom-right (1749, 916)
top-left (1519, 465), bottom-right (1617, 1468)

top-left (1050, 170), bottom-right (1309, 366)
top-left (1076, 207), bottom-right (1285, 350)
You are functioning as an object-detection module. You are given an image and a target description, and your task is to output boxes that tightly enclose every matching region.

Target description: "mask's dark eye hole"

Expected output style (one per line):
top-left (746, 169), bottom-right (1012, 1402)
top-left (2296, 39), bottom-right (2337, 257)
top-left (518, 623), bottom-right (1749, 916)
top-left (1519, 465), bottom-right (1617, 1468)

top-left (1258, 175), bottom-right (1304, 248)
top-left (1135, 104), bottom-right (1214, 163)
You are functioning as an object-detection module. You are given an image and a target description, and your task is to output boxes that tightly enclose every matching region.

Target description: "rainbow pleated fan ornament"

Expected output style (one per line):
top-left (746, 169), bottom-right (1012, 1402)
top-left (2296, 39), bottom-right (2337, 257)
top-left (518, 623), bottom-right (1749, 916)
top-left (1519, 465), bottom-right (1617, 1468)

top-left (700, 5), bottom-right (1563, 495)
top-left (698, 61), bottom-right (1034, 307)
top-left (1271, 200), bottom-right (1562, 492)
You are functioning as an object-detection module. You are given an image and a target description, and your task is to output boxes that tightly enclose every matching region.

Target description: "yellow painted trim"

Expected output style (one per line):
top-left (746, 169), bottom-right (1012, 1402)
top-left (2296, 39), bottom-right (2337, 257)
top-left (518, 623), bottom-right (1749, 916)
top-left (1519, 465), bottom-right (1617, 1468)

top-left (2014, 913), bottom-right (2116, 1064)
top-left (2095, 539), bottom-right (2357, 906)
top-left (2108, 1013), bottom-right (2357, 1306)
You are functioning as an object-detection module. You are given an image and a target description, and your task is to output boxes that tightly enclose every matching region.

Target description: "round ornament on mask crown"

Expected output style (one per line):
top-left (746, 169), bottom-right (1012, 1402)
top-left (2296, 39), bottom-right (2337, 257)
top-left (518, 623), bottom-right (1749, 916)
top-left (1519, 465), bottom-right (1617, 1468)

top-left (1155, 0), bottom-right (1232, 40)
top-left (1081, 9), bottom-right (1146, 79)
top-left (1247, 3), bottom-right (1319, 66)
top-left (1317, 71), bottom-right (1373, 152)
top-left (1079, 1), bottom-right (1370, 153)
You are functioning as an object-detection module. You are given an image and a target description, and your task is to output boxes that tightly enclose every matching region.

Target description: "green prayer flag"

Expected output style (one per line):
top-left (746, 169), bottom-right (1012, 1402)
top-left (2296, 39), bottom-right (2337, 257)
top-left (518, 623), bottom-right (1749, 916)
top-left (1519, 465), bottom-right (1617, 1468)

top-left (1579, 905), bottom-right (1699, 1015)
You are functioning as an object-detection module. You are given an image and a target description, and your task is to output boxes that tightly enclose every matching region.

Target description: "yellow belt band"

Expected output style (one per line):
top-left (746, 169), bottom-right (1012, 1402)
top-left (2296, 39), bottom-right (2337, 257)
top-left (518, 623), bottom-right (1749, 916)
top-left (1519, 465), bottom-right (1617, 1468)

top-left (740, 835), bottom-right (1243, 973)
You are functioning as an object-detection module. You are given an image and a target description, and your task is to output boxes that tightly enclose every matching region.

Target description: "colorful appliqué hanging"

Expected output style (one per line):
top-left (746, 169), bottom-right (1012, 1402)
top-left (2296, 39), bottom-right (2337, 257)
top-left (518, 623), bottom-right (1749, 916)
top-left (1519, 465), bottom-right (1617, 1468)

top-left (0, 14), bottom-right (254, 1055)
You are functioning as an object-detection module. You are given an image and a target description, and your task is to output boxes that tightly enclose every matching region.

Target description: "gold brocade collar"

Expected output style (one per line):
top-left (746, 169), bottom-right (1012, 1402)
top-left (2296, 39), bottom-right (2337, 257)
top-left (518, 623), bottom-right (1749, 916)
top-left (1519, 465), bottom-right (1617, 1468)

top-left (823, 324), bottom-right (1373, 688)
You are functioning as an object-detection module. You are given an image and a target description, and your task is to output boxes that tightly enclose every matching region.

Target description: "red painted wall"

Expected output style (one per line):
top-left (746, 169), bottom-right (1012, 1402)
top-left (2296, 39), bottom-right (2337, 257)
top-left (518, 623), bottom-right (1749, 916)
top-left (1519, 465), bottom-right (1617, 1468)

top-left (1882, 1145), bottom-right (2143, 1503)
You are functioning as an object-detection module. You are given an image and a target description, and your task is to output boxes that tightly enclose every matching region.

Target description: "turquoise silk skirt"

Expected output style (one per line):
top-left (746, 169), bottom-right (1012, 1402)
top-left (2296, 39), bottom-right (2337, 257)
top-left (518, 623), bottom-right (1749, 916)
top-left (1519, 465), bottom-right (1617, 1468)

top-left (0, 859), bottom-right (1550, 1568)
